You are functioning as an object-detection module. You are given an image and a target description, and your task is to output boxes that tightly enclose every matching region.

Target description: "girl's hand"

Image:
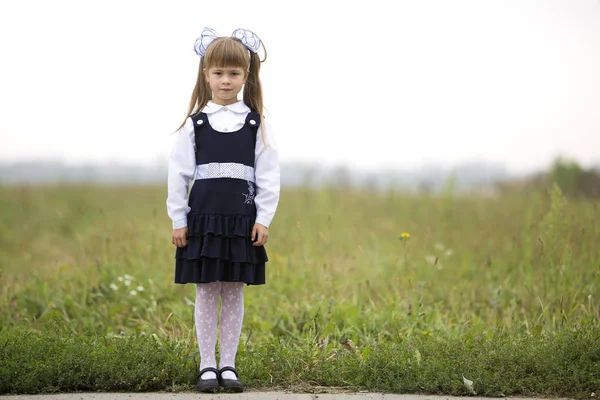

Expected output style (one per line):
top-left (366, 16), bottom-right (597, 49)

top-left (251, 223), bottom-right (268, 246)
top-left (172, 227), bottom-right (188, 248)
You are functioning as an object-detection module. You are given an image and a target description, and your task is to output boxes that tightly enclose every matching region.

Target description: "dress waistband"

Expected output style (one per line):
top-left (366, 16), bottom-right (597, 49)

top-left (195, 162), bottom-right (255, 183)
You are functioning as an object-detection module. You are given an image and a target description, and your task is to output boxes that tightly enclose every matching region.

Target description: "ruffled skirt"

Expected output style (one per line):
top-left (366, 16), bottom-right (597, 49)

top-left (174, 179), bottom-right (267, 285)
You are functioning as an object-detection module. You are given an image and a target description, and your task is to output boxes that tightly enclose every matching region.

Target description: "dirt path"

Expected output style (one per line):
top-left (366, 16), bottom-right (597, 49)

top-left (0, 392), bottom-right (562, 400)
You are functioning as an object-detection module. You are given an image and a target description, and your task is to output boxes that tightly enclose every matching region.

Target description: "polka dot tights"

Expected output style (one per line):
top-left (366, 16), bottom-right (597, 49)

top-left (195, 282), bottom-right (244, 381)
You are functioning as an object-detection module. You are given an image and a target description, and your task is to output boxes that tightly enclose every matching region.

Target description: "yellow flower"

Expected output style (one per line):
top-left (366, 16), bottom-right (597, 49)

top-left (400, 232), bottom-right (410, 239)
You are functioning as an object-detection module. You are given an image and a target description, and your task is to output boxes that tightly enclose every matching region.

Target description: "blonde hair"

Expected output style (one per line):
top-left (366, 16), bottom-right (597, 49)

top-left (178, 37), bottom-right (267, 144)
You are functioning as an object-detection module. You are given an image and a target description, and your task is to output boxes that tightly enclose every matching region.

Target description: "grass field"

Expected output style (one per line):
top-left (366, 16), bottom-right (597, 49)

top-left (0, 183), bottom-right (598, 396)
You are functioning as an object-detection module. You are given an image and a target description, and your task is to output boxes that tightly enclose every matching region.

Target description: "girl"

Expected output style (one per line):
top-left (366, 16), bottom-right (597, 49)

top-left (166, 27), bottom-right (280, 393)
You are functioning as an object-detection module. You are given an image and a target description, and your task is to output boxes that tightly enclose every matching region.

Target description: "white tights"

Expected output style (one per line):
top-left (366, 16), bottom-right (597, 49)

top-left (195, 281), bottom-right (244, 380)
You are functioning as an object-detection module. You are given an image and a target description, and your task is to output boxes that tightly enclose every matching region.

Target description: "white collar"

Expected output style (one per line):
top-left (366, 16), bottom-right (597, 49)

top-left (204, 100), bottom-right (250, 114)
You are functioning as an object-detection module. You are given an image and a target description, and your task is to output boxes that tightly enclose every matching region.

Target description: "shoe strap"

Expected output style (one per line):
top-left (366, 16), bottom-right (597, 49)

top-left (200, 367), bottom-right (220, 377)
top-left (219, 366), bottom-right (239, 378)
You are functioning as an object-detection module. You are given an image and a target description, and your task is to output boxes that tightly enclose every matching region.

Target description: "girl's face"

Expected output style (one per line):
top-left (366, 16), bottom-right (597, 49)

top-left (204, 66), bottom-right (247, 106)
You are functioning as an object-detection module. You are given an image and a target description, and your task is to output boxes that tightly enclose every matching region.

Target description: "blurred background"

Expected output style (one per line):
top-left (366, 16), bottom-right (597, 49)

top-left (1, 2), bottom-right (600, 375)
top-left (1, 0), bottom-right (599, 193)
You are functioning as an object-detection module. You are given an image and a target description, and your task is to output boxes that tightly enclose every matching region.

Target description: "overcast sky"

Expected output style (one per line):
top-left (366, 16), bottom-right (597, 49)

top-left (0, 0), bottom-right (598, 173)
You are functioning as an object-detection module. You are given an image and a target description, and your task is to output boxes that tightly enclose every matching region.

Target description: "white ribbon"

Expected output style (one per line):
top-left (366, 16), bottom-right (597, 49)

top-left (193, 27), bottom-right (262, 58)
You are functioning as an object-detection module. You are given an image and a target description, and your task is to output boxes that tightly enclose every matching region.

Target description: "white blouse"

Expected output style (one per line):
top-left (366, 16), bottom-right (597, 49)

top-left (166, 100), bottom-right (280, 230)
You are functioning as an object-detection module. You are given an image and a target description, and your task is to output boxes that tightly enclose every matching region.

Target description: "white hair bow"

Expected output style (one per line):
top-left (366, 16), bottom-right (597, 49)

top-left (193, 27), bottom-right (262, 58)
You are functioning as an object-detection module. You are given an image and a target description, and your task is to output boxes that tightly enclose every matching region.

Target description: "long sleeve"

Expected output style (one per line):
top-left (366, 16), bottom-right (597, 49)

top-left (166, 118), bottom-right (196, 229)
top-left (254, 119), bottom-right (280, 228)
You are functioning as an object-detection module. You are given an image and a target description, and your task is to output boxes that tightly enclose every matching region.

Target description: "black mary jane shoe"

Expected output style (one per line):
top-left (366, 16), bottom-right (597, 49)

top-left (218, 366), bottom-right (244, 392)
top-left (196, 367), bottom-right (220, 393)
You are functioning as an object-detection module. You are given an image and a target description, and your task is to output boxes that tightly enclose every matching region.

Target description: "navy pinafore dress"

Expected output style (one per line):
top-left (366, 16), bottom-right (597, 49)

top-left (174, 111), bottom-right (267, 285)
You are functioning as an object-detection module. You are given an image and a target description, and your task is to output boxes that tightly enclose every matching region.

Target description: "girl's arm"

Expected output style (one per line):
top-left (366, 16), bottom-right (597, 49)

top-left (254, 119), bottom-right (281, 229)
top-left (167, 118), bottom-right (196, 229)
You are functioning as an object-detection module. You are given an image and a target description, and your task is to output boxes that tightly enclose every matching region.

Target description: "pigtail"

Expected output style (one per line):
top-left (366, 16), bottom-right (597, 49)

top-left (176, 58), bottom-right (212, 131)
top-left (243, 51), bottom-right (267, 147)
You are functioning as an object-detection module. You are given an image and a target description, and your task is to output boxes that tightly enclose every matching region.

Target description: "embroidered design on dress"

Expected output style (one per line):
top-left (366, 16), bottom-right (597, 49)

top-left (243, 181), bottom-right (255, 204)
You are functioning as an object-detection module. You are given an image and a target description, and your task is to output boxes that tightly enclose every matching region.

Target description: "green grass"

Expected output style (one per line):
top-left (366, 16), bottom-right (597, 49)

top-left (1, 325), bottom-right (599, 396)
top-left (0, 183), bottom-right (599, 396)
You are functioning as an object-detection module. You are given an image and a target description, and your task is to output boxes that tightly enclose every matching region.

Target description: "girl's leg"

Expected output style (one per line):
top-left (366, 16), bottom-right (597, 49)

top-left (195, 282), bottom-right (221, 380)
top-left (218, 281), bottom-right (245, 380)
